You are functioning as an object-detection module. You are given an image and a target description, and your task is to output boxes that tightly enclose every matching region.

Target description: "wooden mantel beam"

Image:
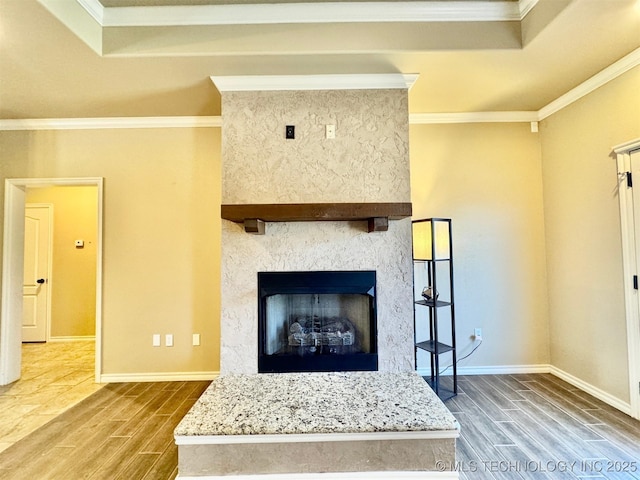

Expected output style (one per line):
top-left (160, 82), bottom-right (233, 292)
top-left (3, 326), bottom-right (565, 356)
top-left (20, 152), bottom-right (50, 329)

top-left (221, 203), bottom-right (412, 234)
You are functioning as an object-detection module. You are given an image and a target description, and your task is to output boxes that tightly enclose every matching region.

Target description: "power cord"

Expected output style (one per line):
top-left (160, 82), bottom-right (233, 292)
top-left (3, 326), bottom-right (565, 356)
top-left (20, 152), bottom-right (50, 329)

top-left (439, 338), bottom-right (483, 375)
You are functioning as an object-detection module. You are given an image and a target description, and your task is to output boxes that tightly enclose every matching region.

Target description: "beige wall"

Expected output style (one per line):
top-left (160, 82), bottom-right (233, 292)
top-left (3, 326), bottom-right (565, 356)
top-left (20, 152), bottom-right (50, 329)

top-left (410, 123), bottom-right (549, 370)
top-left (0, 127), bottom-right (221, 375)
top-left (0, 68), bottom-right (635, 403)
top-left (540, 66), bottom-right (640, 402)
top-left (26, 186), bottom-right (98, 338)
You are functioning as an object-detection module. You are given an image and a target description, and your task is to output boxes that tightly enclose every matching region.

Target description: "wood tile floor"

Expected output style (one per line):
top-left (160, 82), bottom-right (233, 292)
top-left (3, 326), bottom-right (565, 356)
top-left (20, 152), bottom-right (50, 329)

top-left (0, 342), bottom-right (102, 453)
top-left (449, 374), bottom-right (640, 480)
top-left (0, 381), bottom-right (210, 480)
top-left (0, 372), bottom-right (638, 479)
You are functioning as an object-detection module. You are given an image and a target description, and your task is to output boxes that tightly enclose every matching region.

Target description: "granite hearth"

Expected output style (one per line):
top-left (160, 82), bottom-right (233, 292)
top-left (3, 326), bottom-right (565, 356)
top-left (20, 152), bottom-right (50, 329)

top-left (175, 372), bottom-right (459, 479)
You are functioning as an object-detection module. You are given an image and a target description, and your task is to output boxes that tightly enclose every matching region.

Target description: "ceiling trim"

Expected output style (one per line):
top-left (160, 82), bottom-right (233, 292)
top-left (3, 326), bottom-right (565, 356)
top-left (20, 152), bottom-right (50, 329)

top-left (0, 112), bottom-right (538, 131)
top-left (2, 46), bottom-right (636, 132)
top-left (518, 0), bottom-right (537, 18)
top-left (211, 74), bottom-right (419, 92)
top-left (95, 1), bottom-right (524, 27)
top-left (77, 0), bottom-right (104, 25)
top-left (0, 117), bottom-right (222, 131)
top-left (411, 112), bottom-right (538, 124)
top-left (538, 47), bottom-right (640, 121)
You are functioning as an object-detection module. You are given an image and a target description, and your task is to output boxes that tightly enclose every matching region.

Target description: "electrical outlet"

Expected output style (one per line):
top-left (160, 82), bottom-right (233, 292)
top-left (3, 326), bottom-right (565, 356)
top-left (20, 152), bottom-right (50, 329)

top-left (474, 328), bottom-right (483, 340)
top-left (165, 334), bottom-right (174, 347)
top-left (285, 125), bottom-right (295, 139)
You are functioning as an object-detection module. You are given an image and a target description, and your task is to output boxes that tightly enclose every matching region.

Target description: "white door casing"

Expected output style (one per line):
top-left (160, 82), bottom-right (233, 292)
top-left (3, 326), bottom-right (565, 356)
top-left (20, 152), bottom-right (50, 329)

top-left (0, 178), bottom-right (104, 386)
top-left (614, 138), bottom-right (640, 420)
top-left (22, 204), bottom-right (53, 343)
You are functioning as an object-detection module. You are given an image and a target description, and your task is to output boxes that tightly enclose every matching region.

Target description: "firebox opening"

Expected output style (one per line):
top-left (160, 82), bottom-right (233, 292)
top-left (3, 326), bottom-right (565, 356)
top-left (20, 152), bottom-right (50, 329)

top-left (258, 271), bottom-right (378, 373)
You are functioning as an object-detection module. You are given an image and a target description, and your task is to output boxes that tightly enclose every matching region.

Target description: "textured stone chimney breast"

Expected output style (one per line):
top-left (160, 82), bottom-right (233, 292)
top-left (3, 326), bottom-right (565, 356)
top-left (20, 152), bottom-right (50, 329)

top-left (213, 74), bottom-right (417, 374)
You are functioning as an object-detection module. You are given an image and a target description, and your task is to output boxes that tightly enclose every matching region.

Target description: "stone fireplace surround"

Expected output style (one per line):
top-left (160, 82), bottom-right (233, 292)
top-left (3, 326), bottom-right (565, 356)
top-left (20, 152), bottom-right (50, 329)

top-left (214, 74), bottom-right (418, 375)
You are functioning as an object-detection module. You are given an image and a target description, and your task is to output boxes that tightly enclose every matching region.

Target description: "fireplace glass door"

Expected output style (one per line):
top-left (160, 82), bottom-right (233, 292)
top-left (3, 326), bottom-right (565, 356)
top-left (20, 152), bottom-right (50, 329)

top-left (258, 271), bottom-right (377, 373)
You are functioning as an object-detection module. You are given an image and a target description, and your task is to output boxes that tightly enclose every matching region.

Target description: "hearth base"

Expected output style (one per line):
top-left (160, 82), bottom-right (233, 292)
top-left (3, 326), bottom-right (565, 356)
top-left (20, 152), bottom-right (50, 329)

top-left (174, 372), bottom-right (459, 478)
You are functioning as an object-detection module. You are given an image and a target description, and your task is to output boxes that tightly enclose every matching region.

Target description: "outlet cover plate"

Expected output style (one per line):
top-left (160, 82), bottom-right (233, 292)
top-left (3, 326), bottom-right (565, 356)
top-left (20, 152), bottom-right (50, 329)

top-left (285, 125), bottom-right (295, 139)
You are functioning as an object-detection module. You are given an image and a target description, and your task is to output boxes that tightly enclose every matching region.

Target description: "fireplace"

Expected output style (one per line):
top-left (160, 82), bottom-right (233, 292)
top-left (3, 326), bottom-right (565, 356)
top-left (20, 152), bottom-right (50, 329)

top-left (258, 271), bottom-right (378, 373)
top-left (217, 81), bottom-right (415, 374)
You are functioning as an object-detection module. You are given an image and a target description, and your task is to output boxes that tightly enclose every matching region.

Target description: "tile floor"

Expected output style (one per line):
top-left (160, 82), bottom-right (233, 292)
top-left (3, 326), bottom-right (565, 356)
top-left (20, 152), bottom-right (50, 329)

top-left (0, 341), bottom-right (102, 453)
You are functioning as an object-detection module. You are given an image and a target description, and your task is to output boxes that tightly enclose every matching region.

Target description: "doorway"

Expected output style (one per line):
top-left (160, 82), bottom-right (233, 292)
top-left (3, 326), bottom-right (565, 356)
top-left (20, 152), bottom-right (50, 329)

top-left (0, 178), bottom-right (103, 386)
top-left (614, 139), bottom-right (640, 420)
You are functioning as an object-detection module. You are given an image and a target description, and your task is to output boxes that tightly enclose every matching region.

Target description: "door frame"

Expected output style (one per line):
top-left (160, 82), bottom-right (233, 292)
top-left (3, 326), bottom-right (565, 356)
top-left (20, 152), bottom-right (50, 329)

top-left (23, 203), bottom-right (54, 342)
top-left (614, 138), bottom-right (640, 420)
top-left (0, 178), bottom-right (104, 385)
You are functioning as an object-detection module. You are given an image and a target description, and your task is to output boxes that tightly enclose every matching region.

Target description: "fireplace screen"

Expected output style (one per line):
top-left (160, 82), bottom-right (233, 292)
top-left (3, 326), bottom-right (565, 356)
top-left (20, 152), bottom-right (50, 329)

top-left (258, 271), bottom-right (377, 373)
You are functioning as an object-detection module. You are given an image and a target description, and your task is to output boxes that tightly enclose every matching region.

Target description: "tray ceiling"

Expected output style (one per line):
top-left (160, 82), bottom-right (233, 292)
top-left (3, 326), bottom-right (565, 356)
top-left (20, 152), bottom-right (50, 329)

top-left (0, 0), bottom-right (638, 120)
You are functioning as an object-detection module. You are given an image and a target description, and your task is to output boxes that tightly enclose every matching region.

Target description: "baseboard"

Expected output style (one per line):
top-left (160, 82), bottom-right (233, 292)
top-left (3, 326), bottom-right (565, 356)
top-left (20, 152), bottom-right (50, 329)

top-left (98, 366), bottom-right (632, 416)
top-left (48, 336), bottom-right (95, 342)
top-left (549, 366), bottom-right (632, 416)
top-left (99, 371), bottom-right (219, 383)
top-left (417, 364), bottom-right (551, 377)
top-left (177, 473), bottom-right (458, 480)
top-left (416, 363), bottom-right (632, 416)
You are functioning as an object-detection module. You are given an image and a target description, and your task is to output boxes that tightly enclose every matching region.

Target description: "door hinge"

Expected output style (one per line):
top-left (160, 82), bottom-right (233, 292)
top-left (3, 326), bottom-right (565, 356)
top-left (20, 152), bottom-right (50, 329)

top-left (628, 171), bottom-right (633, 188)
top-left (634, 275), bottom-right (638, 290)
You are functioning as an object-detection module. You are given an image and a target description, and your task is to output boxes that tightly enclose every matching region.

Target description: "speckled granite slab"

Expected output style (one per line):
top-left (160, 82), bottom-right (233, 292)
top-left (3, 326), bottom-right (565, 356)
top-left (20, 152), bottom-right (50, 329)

top-left (175, 371), bottom-right (458, 437)
top-left (175, 372), bottom-right (458, 477)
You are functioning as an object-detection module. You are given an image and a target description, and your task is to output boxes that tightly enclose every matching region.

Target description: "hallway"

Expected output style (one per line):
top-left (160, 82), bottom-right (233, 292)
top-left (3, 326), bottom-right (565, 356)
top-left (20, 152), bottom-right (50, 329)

top-left (0, 341), bottom-right (101, 452)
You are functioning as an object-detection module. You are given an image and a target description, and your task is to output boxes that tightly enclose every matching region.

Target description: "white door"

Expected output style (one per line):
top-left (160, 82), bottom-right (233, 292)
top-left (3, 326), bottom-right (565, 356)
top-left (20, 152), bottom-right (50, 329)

top-left (627, 147), bottom-right (640, 418)
top-left (22, 205), bottom-right (52, 343)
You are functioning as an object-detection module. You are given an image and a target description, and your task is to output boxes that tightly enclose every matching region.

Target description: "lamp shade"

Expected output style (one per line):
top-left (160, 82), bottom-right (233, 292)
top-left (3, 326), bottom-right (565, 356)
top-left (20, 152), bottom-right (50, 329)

top-left (412, 218), bottom-right (451, 260)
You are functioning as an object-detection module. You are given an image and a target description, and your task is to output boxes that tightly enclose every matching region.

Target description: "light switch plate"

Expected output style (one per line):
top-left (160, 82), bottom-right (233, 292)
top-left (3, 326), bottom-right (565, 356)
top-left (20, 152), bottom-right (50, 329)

top-left (152, 334), bottom-right (161, 347)
top-left (192, 333), bottom-right (201, 346)
top-left (165, 334), bottom-right (174, 347)
top-left (326, 124), bottom-right (336, 139)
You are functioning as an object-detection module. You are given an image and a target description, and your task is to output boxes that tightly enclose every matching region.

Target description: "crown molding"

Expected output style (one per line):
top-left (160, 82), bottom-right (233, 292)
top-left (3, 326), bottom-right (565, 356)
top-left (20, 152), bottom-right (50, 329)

top-left (519, 0), bottom-right (538, 18)
top-left (413, 47), bottom-right (640, 124)
top-left (538, 47), bottom-right (640, 121)
top-left (0, 116), bottom-right (221, 131)
top-left (1, 113), bottom-right (535, 131)
top-left (410, 111), bottom-right (538, 124)
top-left (211, 74), bottom-right (419, 92)
top-left (77, 0), bottom-right (104, 25)
top-left (98, 1), bottom-right (521, 27)
top-left (1, 46), bottom-right (636, 131)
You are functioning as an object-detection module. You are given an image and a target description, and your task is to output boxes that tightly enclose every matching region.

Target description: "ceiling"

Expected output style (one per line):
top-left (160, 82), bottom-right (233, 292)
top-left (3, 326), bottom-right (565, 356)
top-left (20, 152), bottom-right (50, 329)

top-left (0, 0), bottom-right (638, 120)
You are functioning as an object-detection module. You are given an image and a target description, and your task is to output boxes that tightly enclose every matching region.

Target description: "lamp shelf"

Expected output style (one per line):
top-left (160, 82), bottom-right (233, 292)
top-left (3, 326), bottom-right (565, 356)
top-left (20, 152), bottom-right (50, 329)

top-left (415, 299), bottom-right (452, 308)
top-left (412, 217), bottom-right (457, 400)
top-left (416, 340), bottom-right (454, 354)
